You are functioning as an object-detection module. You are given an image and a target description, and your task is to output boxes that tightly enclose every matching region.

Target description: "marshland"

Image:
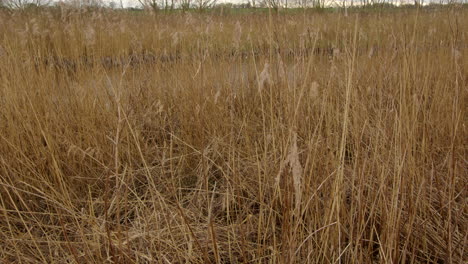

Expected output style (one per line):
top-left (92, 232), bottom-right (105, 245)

top-left (0, 3), bottom-right (467, 263)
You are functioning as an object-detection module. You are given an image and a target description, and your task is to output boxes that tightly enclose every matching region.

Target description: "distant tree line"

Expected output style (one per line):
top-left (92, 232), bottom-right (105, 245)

top-left (0, 0), bottom-right (466, 11)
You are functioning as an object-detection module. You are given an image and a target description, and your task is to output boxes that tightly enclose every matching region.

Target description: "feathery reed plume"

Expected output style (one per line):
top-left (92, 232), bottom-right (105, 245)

top-left (278, 56), bottom-right (286, 82)
top-left (119, 20), bottom-right (127, 34)
top-left (310, 81), bottom-right (320, 101)
top-left (30, 19), bottom-right (41, 36)
top-left (84, 24), bottom-right (96, 45)
top-left (185, 13), bottom-right (194, 25)
top-left (214, 89), bottom-right (221, 104)
top-left (332, 47), bottom-right (341, 58)
top-left (452, 48), bottom-right (461, 61)
top-left (258, 63), bottom-right (272, 93)
top-left (286, 132), bottom-right (303, 213)
top-left (368, 46), bottom-right (375, 58)
top-left (233, 21), bottom-right (242, 49)
top-left (171, 32), bottom-right (180, 47)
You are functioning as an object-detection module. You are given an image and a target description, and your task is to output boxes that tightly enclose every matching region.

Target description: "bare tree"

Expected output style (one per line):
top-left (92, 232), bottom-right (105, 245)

top-left (178, 0), bottom-right (189, 9)
top-left (3, 0), bottom-right (51, 8)
top-left (194, 0), bottom-right (216, 10)
top-left (138, 0), bottom-right (158, 11)
top-left (108, 0), bottom-right (117, 8)
top-left (137, 0), bottom-right (176, 12)
top-left (310, 0), bottom-right (327, 8)
top-left (64, 0), bottom-right (104, 8)
top-left (263, 0), bottom-right (282, 11)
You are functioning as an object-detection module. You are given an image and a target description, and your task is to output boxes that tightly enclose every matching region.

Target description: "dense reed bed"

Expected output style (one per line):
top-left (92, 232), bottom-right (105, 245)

top-left (0, 6), bottom-right (467, 263)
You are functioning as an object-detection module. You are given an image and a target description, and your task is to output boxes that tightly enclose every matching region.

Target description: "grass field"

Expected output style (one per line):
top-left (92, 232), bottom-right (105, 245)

top-left (0, 5), bottom-right (467, 263)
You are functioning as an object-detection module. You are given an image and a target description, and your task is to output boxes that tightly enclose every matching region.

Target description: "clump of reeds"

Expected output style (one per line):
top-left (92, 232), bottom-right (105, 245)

top-left (0, 6), bottom-right (466, 264)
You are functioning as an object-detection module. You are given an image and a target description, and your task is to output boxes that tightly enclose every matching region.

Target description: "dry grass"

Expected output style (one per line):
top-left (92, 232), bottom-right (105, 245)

top-left (0, 6), bottom-right (467, 263)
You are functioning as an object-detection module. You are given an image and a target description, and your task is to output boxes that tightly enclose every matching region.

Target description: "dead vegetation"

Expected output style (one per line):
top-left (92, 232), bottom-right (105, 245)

top-left (0, 7), bottom-right (467, 264)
